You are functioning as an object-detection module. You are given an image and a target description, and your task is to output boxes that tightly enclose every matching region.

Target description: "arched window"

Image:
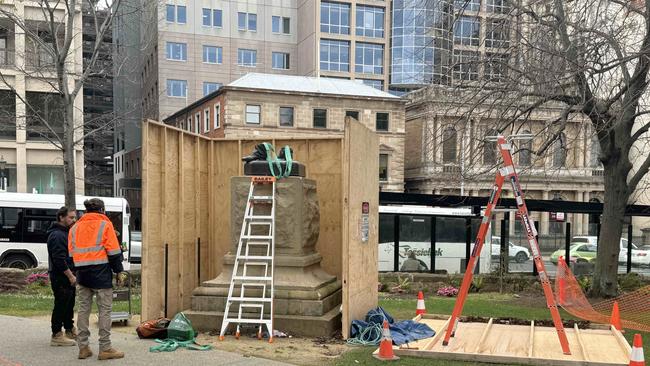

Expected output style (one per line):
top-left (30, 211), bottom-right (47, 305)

top-left (588, 197), bottom-right (601, 235)
top-left (483, 128), bottom-right (498, 165)
top-left (552, 132), bottom-right (566, 168)
top-left (590, 135), bottom-right (601, 168)
top-left (442, 126), bottom-right (457, 163)
top-left (519, 130), bottom-right (532, 166)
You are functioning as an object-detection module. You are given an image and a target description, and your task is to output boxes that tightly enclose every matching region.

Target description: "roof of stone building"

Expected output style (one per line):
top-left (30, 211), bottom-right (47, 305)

top-left (228, 73), bottom-right (400, 100)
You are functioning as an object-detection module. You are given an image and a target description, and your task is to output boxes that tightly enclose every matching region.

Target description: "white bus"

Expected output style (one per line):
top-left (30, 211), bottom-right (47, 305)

top-left (379, 205), bottom-right (492, 274)
top-left (0, 193), bottom-right (130, 269)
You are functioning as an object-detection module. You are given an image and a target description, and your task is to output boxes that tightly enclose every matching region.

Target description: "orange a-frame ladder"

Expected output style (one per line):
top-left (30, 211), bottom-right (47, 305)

top-left (441, 135), bottom-right (571, 355)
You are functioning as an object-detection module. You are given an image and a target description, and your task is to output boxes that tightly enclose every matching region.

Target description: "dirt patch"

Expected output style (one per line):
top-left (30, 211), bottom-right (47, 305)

top-left (196, 332), bottom-right (349, 366)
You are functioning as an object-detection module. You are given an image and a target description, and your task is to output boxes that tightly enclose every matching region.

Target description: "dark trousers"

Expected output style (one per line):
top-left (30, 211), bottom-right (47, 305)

top-left (50, 272), bottom-right (75, 335)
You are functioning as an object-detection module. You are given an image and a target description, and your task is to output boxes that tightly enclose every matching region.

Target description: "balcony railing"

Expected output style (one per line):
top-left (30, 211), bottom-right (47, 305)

top-left (0, 49), bottom-right (15, 67)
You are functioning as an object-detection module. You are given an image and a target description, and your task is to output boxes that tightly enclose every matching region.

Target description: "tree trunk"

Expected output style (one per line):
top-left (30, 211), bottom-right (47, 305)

top-left (591, 162), bottom-right (628, 297)
top-left (63, 96), bottom-right (76, 208)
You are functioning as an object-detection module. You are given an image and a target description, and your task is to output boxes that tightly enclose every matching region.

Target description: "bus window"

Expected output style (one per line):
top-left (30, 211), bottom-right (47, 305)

top-left (0, 208), bottom-right (22, 242)
top-left (106, 211), bottom-right (123, 245)
top-left (22, 209), bottom-right (56, 243)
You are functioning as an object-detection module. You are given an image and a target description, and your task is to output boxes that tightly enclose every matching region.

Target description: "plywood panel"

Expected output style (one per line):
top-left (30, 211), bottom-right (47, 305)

top-left (142, 120), bottom-right (349, 321)
top-left (341, 118), bottom-right (379, 338)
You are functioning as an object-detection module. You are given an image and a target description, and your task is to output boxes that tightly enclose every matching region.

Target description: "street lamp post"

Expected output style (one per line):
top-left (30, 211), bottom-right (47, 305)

top-left (0, 156), bottom-right (6, 192)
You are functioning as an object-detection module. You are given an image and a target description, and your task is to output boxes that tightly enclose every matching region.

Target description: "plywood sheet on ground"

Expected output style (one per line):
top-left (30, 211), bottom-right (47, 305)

top-left (385, 317), bottom-right (630, 366)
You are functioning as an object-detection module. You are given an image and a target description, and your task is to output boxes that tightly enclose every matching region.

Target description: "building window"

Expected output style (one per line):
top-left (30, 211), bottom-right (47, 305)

top-left (313, 109), bottom-right (327, 128)
top-left (214, 104), bottom-right (220, 129)
top-left (355, 42), bottom-right (383, 74)
top-left (355, 79), bottom-right (383, 90)
top-left (203, 45), bottom-right (222, 64)
top-left (272, 52), bottom-right (290, 69)
top-left (487, 0), bottom-right (509, 14)
top-left (485, 53), bottom-right (508, 82)
top-left (552, 132), bottom-right (567, 168)
top-left (346, 110), bottom-right (359, 120)
top-left (320, 39), bottom-right (349, 72)
top-left (519, 130), bottom-right (532, 166)
top-left (166, 4), bottom-right (175, 22)
top-left (246, 105), bottom-right (261, 124)
top-left (202, 8), bottom-right (223, 28)
top-left (165, 42), bottom-right (187, 61)
top-left (454, 0), bottom-right (480, 11)
top-left (177, 5), bottom-right (186, 24)
top-left (187, 116), bottom-right (192, 131)
top-left (238, 49), bottom-right (257, 67)
top-left (166, 79), bottom-right (187, 97)
top-left (27, 166), bottom-right (64, 194)
top-left (203, 82), bottom-right (222, 96)
top-left (356, 5), bottom-right (384, 38)
top-left (376, 112), bottom-right (389, 131)
top-left (194, 112), bottom-right (201, 133)
top-left (204, 109), bottom-right (210, 133)
top-left (379, 154), bottom-right (388, 181)
top-left (320, 2), bottom-right (350, 35)
top-left (486, 19), bottom-right (510, 48)
top-left (454, 16), bottom-right (480, 46)
top-left (442, 126), bottom-right (457, 163)
top-left (213, 9), bottom-right (223, 27)
top-left (453, 50), bottom-right (479, 81)
top-left (238, 12), bottom-right (257, 31)
top-left (272, 16), bottom-right (291, 34)
top-left (483, 129), bottom-right (498, 165)
top-left (279, 107), bottom-right (294, 127)
top-left (202, 8), bottom-right (211, 26)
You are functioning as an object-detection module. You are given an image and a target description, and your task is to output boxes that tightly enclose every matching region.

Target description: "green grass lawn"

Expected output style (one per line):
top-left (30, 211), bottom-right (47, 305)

top-left (0, 284), bottom-right (140, 318)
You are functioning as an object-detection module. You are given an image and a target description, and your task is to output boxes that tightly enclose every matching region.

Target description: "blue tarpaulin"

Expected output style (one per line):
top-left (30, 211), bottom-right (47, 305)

top-left (349, 307), bottom-right (435, 346)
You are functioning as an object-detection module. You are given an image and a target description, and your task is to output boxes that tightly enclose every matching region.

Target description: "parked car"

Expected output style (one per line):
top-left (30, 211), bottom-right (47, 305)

top-left (550, 243), bottom-right (598, 264)
top-left (490, 237), bottom-right (531, 263)
top-left (129, 231), bottom-right (141, 264)
top-left (550, 236), bottom-right (650, 266)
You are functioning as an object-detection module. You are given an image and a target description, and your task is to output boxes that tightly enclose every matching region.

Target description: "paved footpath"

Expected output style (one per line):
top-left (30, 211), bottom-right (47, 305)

top-left (0, 315), bottom-right (290, 366)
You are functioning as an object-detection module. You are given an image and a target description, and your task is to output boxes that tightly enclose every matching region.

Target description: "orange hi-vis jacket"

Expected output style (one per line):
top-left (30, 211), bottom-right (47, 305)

top-left (68, 212), bottom-right (121, 267)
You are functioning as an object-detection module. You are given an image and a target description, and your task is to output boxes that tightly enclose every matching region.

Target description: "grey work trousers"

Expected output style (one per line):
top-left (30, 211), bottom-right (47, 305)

top-left (77, 285), bottom-right (113, 351)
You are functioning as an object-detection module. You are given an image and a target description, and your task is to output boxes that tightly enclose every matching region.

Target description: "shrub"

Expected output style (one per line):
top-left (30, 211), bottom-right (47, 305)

top-left (619, 273), bottom-right (643, 292)
top-left (26, 273), bottom-right (49, 286)
top-left (470, 276), bottom-right (484, 293)
top-left (437, 286), bottom-right (459, 297)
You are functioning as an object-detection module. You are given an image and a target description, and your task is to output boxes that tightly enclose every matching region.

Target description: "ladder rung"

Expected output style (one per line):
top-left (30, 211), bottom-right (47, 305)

top-left (241, 235), bottom-right (273, 240)
top-left (245, 215), bottom-right (273, 220)
top-left (233, 276), bottom-right (273, 282)
top-left (237, 256), bottom-right (273, 261)
top-left (229, 297), bottom-right (272, 303)
top-left (223, 319), bottom-right (271, 324)
top-left (251, 196), bottom-right (273, 201)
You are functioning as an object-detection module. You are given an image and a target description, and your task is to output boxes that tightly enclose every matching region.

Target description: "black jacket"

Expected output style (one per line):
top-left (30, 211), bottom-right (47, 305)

top-left (47, 222), bottom-right (74, 274)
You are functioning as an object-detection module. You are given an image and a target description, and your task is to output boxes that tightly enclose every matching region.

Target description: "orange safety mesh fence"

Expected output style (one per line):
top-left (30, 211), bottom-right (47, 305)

top-left (554, 259), bottom-right (650, 332)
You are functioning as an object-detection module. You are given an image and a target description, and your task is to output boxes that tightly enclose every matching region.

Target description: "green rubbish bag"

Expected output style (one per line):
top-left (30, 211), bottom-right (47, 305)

top-left (166, 312), bottom-right (195, 341)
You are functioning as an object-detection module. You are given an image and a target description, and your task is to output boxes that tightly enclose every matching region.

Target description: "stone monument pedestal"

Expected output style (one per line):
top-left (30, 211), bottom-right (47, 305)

top-left (186, 177), bottom-right (342, 337)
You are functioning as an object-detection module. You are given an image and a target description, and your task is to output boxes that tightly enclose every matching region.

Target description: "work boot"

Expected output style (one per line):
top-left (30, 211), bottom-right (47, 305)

top-left (51, 331), bottom-right (76, 346)
top-left (98, 348), bottom-right (124, 360)
top-left (65, 327), bottom-right (77, 340)
top-left (78, 346), bottom-right (93, 359)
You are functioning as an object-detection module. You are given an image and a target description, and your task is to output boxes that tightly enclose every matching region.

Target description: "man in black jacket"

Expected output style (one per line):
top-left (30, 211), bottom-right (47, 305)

top-left (47, 206), bottom-right (77, 346)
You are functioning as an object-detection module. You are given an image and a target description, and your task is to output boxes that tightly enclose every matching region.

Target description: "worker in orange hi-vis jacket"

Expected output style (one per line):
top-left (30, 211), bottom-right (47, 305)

top-left (68, 198), bottom-right (127, 361)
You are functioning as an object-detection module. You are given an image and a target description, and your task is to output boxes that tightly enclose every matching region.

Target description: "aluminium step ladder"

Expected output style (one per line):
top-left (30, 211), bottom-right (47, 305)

top-left (219, 176), bottom-right (276, 343)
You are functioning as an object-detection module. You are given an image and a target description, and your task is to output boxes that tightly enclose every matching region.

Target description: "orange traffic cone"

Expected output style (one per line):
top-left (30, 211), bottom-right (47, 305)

top-left (629, 333), bottom-right (645, 366)
top-left (373, 320), bottom-right (399, 361)
top-left (611, 301), bottom-right (623, 332)
top-left (416, 291), bottom-right (426, 316)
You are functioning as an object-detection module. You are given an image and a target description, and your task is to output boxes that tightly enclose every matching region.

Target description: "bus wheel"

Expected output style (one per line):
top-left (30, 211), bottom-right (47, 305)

top-left (1, 254), bottom-right (34, 270)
